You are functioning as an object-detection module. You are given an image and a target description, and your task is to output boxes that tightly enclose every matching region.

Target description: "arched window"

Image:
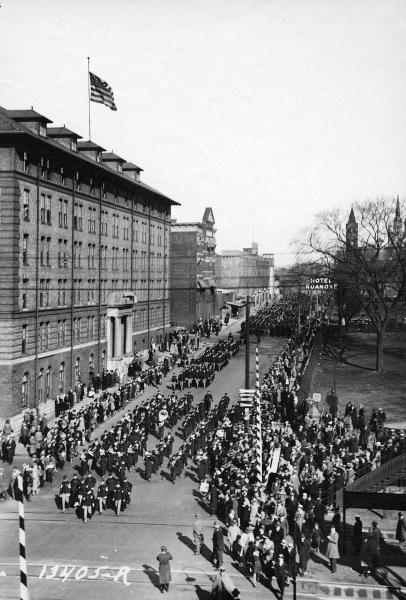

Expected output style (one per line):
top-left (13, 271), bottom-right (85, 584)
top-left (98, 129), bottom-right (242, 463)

top-left (46, 366), bottom-right (52, 398)
top-left (38, 368), bottom-right (44, 403)
top-left (22, 372), bottom-right (29, 406)
top-left (75, 357), bottom-right (81, 382)
top-left (59, 362), bottom-right (65, 393)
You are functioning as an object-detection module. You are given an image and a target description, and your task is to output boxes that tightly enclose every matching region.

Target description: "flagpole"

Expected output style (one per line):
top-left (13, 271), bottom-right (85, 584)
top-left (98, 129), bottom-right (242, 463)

top-left (87, 57), bottom-right (91, 140)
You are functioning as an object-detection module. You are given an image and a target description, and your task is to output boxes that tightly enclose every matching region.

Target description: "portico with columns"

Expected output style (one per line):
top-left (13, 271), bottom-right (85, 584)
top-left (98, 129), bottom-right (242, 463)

top-left (106, 292), bottom-right (137, 380)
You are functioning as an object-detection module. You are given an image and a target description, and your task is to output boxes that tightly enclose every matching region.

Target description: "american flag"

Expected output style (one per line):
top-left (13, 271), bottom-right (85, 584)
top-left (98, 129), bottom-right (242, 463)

top-left (89, 71), bottom-right (117, 111)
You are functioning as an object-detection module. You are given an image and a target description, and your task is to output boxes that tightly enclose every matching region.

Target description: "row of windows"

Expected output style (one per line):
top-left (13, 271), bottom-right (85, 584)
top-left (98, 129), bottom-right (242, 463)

top-left (21, 156), bottom-right (170, 217)
top-left (22, 189), bottom-right (168, 246)
top-left (21, 315), bottom-right (107, 354)
top-left (20, 277), bottom-right (168, 310)
top-left (22, 232), bottom-right (167, 271)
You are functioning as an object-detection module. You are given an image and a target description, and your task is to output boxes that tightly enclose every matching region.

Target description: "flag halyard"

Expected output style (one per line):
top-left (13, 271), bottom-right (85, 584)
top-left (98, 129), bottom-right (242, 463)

top-left (89, 71), bottom-right (117, 111)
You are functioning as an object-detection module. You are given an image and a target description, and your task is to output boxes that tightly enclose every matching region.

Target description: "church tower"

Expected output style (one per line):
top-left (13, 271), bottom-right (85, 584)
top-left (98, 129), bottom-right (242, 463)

top-left (346, 207), bottom-right (358, 249)
top-left (393, 195), bottom-right (402, 240)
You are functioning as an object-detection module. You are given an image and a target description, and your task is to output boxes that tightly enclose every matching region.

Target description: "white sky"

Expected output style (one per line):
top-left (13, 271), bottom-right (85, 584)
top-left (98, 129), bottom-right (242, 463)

top-left (2, 0), bottom-right (406, 266)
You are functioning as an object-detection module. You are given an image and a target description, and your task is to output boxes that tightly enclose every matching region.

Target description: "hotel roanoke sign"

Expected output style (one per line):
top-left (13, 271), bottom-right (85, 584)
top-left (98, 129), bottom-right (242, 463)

top-left (305, 277), bottom-right (337, 291)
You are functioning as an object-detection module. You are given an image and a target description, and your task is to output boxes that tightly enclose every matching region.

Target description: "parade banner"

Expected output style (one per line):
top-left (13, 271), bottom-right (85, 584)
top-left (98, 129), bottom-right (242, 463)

top-left (269, 447), bottom-right (281, 474)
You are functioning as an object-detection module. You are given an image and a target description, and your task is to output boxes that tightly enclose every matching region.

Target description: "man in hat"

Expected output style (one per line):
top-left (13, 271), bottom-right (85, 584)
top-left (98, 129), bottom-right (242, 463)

top-left (275, 553), bottom-right (289, 599)
top-left (211, 522), bottom-right (225, 568)
top-left (395, 513), bottom-right (406, 547)
top-left (156, 545), bottom-right (172, 593)
top-left (353, 515), bottom-right (363, 554)
top-left (366, 521), bottom-right (381, 575)
top-left (193, 513), bottom-right (204, 555)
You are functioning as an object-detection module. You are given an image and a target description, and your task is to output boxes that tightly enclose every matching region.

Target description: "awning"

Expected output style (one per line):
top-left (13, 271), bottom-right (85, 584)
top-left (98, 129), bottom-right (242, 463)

top-left (226, 300), bottom-right (246, 308)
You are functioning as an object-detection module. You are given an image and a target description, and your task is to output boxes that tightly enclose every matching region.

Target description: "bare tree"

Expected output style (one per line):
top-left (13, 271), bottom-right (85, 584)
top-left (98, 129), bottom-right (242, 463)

top-left (301, 197), bottom-right (406, 371)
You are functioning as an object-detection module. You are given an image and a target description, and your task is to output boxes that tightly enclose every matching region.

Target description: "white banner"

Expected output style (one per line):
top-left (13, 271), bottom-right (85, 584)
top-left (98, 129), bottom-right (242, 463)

top-left (269, 447), bottom-right (281, 473)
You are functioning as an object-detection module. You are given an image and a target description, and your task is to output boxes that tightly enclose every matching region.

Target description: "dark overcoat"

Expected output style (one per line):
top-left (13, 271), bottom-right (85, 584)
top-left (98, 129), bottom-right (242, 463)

top-left (157, 551), bottom-right (172, 584)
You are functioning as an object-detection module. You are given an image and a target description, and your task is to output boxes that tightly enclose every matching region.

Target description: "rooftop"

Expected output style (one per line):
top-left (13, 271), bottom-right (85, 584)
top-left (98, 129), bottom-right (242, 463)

top-left (77, 140), bottom-right (106, 152)
top-left (47, 126), bottom-right (82, 139)
top-left (123, 161), bottom-right (143, 172)
top-left (0, 105), bottom-right (179, 205)
top-left (102, 152), bottom-right (126, 163)
top-left (6, 109), bottom-right (53, 124)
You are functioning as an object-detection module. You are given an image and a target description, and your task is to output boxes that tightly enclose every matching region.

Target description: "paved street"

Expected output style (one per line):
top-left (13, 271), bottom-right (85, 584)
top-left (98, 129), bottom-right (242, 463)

top-left (0, 325), bottom-right (291, 600)
top-left (1, 326), bottom-right (406, 600)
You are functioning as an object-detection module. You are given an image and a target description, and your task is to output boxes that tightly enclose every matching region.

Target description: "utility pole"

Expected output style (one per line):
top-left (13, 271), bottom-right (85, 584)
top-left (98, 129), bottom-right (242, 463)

top-left (297, 274), bottom-right (301, 335)
top-left (245, 294), bottom-right (250, 388)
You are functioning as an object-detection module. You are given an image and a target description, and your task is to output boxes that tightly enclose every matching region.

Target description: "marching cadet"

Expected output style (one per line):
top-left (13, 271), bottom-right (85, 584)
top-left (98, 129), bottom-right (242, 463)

top-left (114, 483), bottom-right (123, 516)
top-left (144, 451), bottom-right (153, 481)
top-left (82, 487), bottom-right (94, 523)
top-left (79, 450), bottom-right (88, 476)
top-left (59, 475), bottom-right (71, 512)
top-left (122, 477), bottom-right (133, 510)
top-left (105, 472), bottom-right (117, 508)
top-left (99, 447), bottom-right (108, 477)
top-left (117, 457), bottom-right (127, 484)
top-left (84, 472), bottom-right (96, 494)
top-left (77, 478), bottom-right (86, 507)
top-left (97, 478), bottom-right (108, 514)
top-left (168, 455), bottom-right (176, 483)
top-left (70, 473), bottom-right (81, 507)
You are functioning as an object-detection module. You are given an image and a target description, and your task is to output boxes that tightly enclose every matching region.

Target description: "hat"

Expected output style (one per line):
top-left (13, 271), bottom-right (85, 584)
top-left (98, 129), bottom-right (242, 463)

top-left (194, 513), bottom-right (200, 518)
top-left (219, 566), bottom-right (226, 571)
top-left (161, 546), bottom-right (167, 551)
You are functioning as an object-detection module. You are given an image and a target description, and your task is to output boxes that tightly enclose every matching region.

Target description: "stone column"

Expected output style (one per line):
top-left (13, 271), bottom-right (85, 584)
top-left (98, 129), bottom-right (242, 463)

top-left (125, 315), bottom-right (132, 355)
top-left (106, 317), bottom-right (112, 358)
top-left (114, 316), bottom-right (122, 358)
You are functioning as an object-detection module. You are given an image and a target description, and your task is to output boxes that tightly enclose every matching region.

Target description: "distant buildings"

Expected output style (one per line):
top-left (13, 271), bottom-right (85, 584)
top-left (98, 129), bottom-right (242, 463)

top-left (0, 106), bottom-right (177, 419)
top-left (170, 208), bottom-right (221, 327)
top-left (215, 243), bottom-right (275, 314)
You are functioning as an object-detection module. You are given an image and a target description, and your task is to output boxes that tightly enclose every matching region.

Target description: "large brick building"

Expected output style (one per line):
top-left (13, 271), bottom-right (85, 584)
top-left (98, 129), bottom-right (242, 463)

top-left (170, 208), bottom-right (221, 327)
top-left (0, 106), bottom-right (177, 420)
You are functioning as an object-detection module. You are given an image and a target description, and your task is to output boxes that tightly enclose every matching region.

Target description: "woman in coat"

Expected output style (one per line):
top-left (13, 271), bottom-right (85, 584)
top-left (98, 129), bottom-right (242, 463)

top-left (325, 526), bottom-right (340, 573)
top-left (156, 546), bottom-right (172, 593)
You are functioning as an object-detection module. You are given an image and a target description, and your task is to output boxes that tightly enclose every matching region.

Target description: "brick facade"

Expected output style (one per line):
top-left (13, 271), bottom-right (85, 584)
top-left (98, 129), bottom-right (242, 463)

top-left (0, 107), bottom-right (177, 420)
top-left (170, 208), bottom-right (219, 327)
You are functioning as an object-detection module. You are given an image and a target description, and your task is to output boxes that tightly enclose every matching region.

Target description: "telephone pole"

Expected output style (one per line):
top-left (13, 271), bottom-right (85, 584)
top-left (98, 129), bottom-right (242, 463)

top-left (245, 294), bottom-right (250, 388)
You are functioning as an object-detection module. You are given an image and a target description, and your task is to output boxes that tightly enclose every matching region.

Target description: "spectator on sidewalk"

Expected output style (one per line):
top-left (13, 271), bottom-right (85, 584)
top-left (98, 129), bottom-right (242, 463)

top-left (193, 513), bottom-right (204, 555)
top-left (395, 512), bottom-right (406, 548)
top-left (325, 525), bottom-right (340, 573)
top-left (156, 546), bottom-right (172, 593)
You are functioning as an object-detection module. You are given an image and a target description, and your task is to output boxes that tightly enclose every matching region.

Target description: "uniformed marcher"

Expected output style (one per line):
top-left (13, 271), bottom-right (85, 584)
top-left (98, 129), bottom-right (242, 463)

top-left (114, 483), bottom-right (123, 516)
top-left (59, 475), bottom-right (70, 512)
top-left (82, 488), bottom-right (94, 523)
top-left (97, 478), bottom-right (108, 514)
